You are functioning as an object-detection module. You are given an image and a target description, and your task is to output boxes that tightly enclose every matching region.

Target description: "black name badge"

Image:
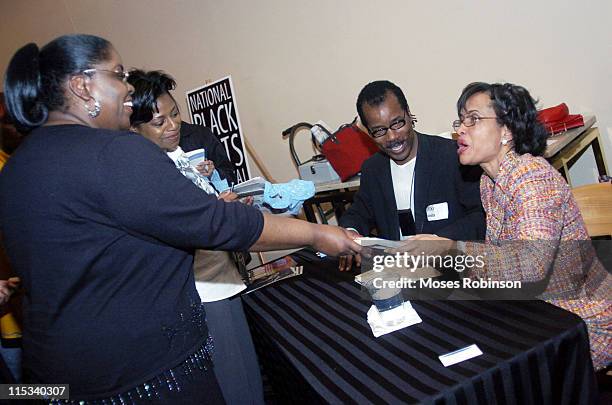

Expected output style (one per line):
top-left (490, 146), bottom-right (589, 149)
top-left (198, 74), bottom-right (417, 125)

top-left (398, 209), bottom-right (416, 237)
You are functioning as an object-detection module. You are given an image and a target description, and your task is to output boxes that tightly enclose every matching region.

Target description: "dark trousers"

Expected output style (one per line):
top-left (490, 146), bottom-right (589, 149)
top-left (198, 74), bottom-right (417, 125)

top-left (204, 295), bottom-right (264, 405)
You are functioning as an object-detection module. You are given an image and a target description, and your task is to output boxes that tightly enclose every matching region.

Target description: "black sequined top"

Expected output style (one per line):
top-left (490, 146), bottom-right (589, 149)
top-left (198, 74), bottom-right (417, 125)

top-left (0, 125), bottom-right (264, 399)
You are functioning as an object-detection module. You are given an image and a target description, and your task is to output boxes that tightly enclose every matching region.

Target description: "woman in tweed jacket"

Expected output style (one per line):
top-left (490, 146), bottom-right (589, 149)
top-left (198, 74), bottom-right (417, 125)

top-left (401, 82), bottom-right (610, 370)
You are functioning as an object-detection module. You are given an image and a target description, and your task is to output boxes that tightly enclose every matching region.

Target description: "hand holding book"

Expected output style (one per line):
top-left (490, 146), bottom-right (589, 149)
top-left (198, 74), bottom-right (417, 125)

top-left (196, 160), bottom-right (215, 177)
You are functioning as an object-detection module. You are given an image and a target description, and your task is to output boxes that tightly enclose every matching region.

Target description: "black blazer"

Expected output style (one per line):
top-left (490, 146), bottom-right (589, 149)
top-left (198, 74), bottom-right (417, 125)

top-left (339, 133), bottom-right (485, 241)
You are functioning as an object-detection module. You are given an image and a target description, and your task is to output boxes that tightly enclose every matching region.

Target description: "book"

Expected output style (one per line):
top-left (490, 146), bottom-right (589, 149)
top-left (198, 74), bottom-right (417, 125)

top-left (232, 176), bottom-right (266, 197)
top-left (184, 148), bottom-right (206, 169)
top-left (243, 255), bottom-right (303, 294)
top-left (354, 238), bottom-right (441, 286)
top-left (354, 237), bottom-right (404, 248)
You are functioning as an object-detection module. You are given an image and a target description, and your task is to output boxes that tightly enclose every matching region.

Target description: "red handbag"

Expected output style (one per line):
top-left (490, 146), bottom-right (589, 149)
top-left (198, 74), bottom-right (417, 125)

top-left (316, 118), bottom-right (379, 181)
top-left (537, 103), bottom-right (584, 135)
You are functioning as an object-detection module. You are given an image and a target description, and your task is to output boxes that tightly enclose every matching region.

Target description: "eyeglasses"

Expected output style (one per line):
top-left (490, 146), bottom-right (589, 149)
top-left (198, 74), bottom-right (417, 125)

top-left (368, 111), bottom-right (411, 138)
top-left (452, 115), bottom-right (497, 131)
top-left (82, 68), bottom-right (130, 82)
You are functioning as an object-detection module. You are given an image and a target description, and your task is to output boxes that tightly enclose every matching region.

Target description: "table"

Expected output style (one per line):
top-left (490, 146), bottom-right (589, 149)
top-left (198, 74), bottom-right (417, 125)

top-left (242, 252), bottom-right (598, 404)
top-left (545, 116), bottom-right (609, 186)
top-left (302, 177), bottom-right (361, 224)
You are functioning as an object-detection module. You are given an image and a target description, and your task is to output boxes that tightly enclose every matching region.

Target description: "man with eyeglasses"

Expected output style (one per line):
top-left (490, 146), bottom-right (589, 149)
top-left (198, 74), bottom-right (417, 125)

top-left (338, 80), bottom-right (485, 271)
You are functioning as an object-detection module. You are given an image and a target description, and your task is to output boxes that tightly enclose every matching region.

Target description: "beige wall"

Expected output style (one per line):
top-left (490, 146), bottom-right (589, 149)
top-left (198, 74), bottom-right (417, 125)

top-left (1, 0), bottom-right (611, 184)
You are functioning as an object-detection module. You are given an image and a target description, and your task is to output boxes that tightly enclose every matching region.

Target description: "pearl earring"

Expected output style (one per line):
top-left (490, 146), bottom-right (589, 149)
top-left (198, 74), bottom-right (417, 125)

top-left (501, 139), bottom-right (508, 146)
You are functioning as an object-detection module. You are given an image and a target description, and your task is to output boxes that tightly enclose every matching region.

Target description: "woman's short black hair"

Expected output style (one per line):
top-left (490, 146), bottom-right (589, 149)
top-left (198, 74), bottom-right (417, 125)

top-left (127, 70), bottom-right (177, 127)
top-left (356, 80), bottom-right (411, 128)
top-left (457, 82), bottom-right (548, 156)
top-left (3, 34), bottom-right (111, 132)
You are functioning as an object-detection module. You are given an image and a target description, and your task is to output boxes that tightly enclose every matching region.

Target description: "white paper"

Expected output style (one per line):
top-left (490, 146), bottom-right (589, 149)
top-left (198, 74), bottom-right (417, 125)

top-left (366, 301), bottom-right (422, 337)
top-left (438, 344), bottom-right (483, 367)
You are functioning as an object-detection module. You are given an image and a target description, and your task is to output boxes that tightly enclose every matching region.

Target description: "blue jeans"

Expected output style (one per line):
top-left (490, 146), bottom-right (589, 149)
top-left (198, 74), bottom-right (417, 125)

top-left (0, 343), bottom-right (21, 382)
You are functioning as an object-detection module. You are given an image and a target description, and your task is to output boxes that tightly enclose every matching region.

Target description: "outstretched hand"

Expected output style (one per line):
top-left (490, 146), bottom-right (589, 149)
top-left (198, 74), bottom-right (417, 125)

top-left (338, 229), bottom-right (362, 272)
top-left (312, 225), bottom-right (362, 258)
top-left (385, 234), bottom-right (456, 256)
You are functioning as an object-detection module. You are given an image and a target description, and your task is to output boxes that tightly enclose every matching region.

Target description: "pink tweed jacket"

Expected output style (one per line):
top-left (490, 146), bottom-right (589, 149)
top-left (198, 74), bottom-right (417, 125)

top-left (466, 151), bottom-right (611, 370)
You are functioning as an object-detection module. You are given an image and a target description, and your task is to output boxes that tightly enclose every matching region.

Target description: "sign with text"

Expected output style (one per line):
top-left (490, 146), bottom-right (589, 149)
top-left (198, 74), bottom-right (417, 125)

top-left (186, 76), bottom-right (252, 182)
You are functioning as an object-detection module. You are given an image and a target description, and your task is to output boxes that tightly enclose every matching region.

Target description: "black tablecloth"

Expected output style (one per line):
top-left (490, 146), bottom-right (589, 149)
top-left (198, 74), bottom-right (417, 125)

top-left (242, 251), bottom-right (598, 404)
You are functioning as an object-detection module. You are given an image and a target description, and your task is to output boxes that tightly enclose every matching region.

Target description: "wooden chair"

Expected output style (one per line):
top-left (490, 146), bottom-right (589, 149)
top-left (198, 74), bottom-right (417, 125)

top-left (571, 183), bottom-right (612, 237)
